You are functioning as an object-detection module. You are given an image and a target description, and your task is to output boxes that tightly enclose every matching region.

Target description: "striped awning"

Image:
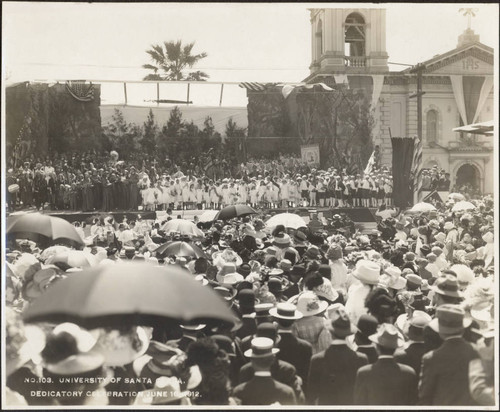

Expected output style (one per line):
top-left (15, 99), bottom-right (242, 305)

top-left (238, 82), bottom-right (277, 91)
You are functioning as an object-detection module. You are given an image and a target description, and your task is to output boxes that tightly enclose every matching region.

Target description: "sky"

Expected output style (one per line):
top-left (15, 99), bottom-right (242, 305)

top-left (2, 2), bottom-right (499, 106)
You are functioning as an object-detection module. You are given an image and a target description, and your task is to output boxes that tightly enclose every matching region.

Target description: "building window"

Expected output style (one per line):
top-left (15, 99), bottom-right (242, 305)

top-left (344, 13), bottom-right (365, 58)
top-left (315, 19), bottom-right (323, 59)
top-left (426, 109), bottom-right (438, 145)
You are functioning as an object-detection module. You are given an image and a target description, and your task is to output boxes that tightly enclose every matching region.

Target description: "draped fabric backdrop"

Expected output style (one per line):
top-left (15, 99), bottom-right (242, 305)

top-left (391, 137), bottom-right (415, 208)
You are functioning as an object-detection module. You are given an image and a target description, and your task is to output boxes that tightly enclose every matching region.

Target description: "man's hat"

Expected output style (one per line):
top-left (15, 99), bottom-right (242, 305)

top-left (214, 286), bottom-right (237, 301)
top-left (328, 305), bottom-right (356, 338)
top-left (432, 275), bottom-right (463, 298)
top-left (355, 314), bottom-right (379, 339)
top-left (369, 323), bottom-right (405, 349)
top-left (406, 310), bottom-right (433, 342)
top-left (429, 304), bottom-right (472, 336)
top-left (244, 337), bottom-right (279, 358)
top-left (294, 231), bottom-right (307, 243)
top-left (237, 263), bottom-right (251, 277)
top-left (269, 303), bottom-right (303, 321)
top-left (267, 277), bottom-right (284, 294)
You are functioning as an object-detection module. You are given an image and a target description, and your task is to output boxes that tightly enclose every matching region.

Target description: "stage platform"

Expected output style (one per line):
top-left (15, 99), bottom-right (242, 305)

top-left (8, 207), bottom-right (379, 234)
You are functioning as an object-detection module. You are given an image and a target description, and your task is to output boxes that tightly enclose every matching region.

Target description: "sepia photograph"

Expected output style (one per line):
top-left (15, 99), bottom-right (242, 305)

top-left (1, 1), bottom-right (498, 409)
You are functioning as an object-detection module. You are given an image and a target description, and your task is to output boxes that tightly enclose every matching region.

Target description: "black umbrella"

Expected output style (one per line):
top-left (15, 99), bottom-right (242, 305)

top-left (23, 262), bottom-right (237, 329)
top-left (154, 241), bottom-right (208, 259)
top-left (7, 213), bottom-right (84, 249)
top-left (214, 204), bottom-right (257, 221)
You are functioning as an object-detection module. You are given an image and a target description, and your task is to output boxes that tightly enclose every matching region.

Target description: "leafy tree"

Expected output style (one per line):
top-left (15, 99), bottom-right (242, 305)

top-left (102, 109), bottom-right (141, 159)
top-left (295, 86), bottom-right (373, 170)
top-left (159, 106), bottom-right (184, 159)
top-left (143, 40), bottom-right (209, 81)
top-left (141, 109), bottom-right (158, 155)
top-left (224, 118), bottom-right (247, 163)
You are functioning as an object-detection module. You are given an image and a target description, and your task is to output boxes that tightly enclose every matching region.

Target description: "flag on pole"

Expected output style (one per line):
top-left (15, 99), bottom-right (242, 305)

top-left (411, 135), bottom-right (423, 197)
top-left (364, 150), bottom-right (376, 175)
top-left (422, 190), bottom-right (443, 205)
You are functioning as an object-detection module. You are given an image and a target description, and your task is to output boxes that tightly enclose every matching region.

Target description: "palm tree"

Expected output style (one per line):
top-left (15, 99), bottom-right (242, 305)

top-left (142, 40), bottom-right (209, 81)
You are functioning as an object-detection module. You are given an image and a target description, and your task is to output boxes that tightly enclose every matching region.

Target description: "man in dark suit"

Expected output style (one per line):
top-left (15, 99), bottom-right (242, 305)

top-left (238, 322), bottom-right (303, 401)
top-left (307, 305), bottom-right (368, 405)
top-left (270, 303), bottom-right (313, 389)
top-left (354, 323), bottom-right (418, 405)
top-left (394, 310), bottom-right (432, 377)
top-left (232, 337), bottom-right (297, 405)
top-left (418, 304), bottom-right (480, 406)
top-left (348, 314), bottom-right (379, 364)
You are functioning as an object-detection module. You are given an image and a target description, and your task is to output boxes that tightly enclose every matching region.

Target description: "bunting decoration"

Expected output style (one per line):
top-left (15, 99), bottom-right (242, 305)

top-left (65, 80), bottom-right (95, 102)
top-left (363, 150), bottom-right (376, 175)
top-left (411, 135), bottom-right (423, 198)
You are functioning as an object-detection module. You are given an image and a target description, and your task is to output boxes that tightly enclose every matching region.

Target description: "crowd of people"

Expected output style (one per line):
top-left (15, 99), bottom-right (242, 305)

top-left (5, 191), bottom-right (496, 406)
top-left (6, 150), bottom-right (396, 213)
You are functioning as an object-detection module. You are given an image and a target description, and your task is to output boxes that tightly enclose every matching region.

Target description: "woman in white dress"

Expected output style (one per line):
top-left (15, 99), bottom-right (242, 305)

top-left (249, 181), bottom-right (259, 208)
top-left (221, 180), bottom-right (230, 207)
top-left (187, 182), bottom-right (196, 210)
top-left (228, 182), bottom-right (238, 205)
top-left (280, 178), bottom-right (289, 208)
top-left (238, 181), bottom-right (248, 205)
top-left (160, 179), bottom-right (171, 210)
top-left (173, 178), bottom-right (182, 210)
top-left (269, 180), bottom-right (279, 209)
top-left (258, 180), bottom-right (267, 208)
top-left (181, 178), bottom-right (191, 210)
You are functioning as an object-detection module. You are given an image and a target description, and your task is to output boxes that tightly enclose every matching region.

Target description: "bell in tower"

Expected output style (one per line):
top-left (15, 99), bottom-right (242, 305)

top-left (308, 8), bottom-right (389, 80)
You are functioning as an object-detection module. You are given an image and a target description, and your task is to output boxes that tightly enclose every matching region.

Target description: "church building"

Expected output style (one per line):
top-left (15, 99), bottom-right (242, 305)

top-left (304, 8), bottom-right (494, 197)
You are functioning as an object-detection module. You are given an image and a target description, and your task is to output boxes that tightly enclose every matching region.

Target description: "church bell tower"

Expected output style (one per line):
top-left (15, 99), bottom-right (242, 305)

top-left (309, 8), bottom-right (389, 75)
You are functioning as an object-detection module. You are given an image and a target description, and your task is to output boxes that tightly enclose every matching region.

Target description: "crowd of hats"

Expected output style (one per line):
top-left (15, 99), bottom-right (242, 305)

top-left (4, 191), bottom-right (496, 406)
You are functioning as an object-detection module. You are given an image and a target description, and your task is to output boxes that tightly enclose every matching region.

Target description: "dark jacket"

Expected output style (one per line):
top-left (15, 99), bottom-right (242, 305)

top-left (356, 344), bottom-right (379, 364)
top-left (394, 341), bottom-right (427, 377)
top-left (232, 375), bottom-right (296, 405)
top-left (354, 357), bottom-right (418, 405)
top-left (277, 331), bottom-right (313, 386)
top-left (418, 336), bottom-right (480, 406)
top-left (239, 358), bottom-right (297, 390)
top-left (307, 343), bottom-right (368, 405)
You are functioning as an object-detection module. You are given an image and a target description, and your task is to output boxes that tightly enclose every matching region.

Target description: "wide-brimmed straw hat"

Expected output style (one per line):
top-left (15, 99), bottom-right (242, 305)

top-left (352, 260), bottom-right (380, 285)
top-left (269, 303), bottom-right (303, 320)
top-left (244, 337), bottom-right (279, 358)
top-left (289, 291), bottom-right (328, 317)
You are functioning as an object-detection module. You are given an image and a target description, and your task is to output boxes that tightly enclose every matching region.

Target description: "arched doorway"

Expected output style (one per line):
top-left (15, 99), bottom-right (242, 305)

top-left (455, 163), bottom-right (481, 192)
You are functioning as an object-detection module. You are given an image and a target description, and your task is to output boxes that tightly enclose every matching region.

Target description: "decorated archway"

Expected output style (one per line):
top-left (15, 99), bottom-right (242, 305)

top-left (455, 163), bottom-right (481, 192)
